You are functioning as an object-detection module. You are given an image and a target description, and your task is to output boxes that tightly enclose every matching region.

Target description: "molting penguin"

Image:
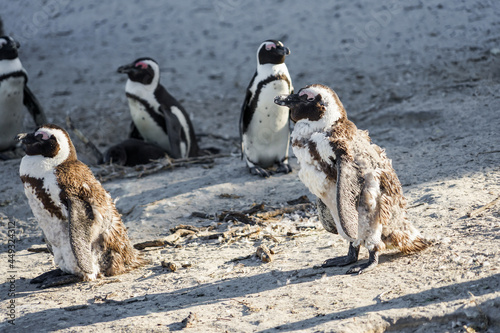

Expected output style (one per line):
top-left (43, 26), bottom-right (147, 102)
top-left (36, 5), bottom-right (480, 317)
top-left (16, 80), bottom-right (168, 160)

top-left (275, 84), bottom-right (430, 274)
top-left (117, 58), bottom-right (199, 159)
top-left (18, 124), bottom-right (146, 288)
top-left (240, 40), bottom-right (293, 178)
top-left (0, 36), bottom-right (47, 152)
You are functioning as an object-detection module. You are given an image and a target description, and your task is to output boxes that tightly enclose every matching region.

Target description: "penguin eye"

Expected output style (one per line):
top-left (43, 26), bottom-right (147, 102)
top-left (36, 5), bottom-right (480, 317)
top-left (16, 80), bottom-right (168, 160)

top-left (0, 40), bottom-right (6, 48)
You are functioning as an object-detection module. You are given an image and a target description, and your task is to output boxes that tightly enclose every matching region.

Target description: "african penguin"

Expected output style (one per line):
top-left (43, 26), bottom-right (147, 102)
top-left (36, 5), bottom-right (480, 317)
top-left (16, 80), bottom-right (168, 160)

top-left (240, 40), bottom-right (293, 178)
top-left (117, 57), bottom-right (199, 159)
top-left (275, 84), bottom-right (430, 274)
top-left (18, 124), bottom-right (146, 288)
top-left (0, 36), bottom-right (47, 152)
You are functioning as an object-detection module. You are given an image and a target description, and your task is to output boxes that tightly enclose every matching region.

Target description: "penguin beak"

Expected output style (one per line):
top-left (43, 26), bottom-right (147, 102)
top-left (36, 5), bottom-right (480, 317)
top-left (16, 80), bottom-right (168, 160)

top-left (277, 46), bottom-right (290, 56)
top-left (274, 93), bottom-right (301, 107)
top-left (117, 63), bottom-right (136, 74)
top-left (16, 132), bottom-right (37, 145)
top-left (16, 133), bottom-right (28, 142)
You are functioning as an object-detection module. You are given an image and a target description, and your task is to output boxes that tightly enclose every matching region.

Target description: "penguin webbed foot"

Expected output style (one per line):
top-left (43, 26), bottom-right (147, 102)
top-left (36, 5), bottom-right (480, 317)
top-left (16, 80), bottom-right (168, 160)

top-left (31, 269), bottom-right (83, 289)
top-left (345, 249), bottom-right (379, 275)
top-left (322, 242), bottom-right (359, 268)
top-left (276, 162), bottom-right (292, 174)
top-left (249, 166), bottom-right (271, 178)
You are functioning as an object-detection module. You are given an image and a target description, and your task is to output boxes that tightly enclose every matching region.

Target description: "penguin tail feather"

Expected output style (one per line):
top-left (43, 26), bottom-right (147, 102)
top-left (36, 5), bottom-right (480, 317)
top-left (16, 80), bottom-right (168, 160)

top-left (390, 230), bottom-right (432, 254)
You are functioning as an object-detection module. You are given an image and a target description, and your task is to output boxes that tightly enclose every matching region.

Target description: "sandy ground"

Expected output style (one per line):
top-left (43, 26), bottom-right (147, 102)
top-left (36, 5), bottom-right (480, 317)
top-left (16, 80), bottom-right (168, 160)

top-left (1, 0), bottom-right (500, 332)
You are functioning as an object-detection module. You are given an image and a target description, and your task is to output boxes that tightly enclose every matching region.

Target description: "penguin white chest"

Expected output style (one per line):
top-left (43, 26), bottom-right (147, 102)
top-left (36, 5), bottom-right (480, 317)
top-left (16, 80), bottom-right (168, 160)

top-left (127, 98), bottom-right (170, 151)
top-left (0, 76), bottom-right (25, 150)
top-left (292, 144), bottom-right (331, 198)
top-left (22, 176), bottom-right (82, 275)
top-left (243, 80), bottom-right (291, 166)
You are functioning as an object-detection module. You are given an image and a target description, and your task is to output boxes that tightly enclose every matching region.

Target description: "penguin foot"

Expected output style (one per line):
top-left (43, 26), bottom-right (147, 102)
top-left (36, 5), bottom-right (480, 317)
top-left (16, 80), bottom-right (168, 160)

top-left (345, 250), bottom-right (379, 275)
top-left (31, 269), bottom-right (83, 289)
top-left (276, 162), bottom-right (292, 174)
top-left (249, 166), bottom-right (270, 178)
top-left (322, 242), bottom-right (360, 267)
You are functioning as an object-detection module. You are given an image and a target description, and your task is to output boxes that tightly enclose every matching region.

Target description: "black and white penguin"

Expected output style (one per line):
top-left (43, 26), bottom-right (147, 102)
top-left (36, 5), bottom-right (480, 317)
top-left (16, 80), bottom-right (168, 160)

top-left (104, 138), bottom-right (167, 166)
top-left (0, 36), bottom-right (47, 152)
top-left (18, 124), bottom-right (146, 288)
top-left (275, 84), bottom-right (430, 274)
top-left (117, 58), bottom-right (199, 159)
top-left (240, 40), bottom-right (293, 177)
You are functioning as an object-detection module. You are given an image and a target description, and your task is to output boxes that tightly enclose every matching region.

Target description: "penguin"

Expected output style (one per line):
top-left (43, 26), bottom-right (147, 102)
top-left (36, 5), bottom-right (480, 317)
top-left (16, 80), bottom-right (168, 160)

top-left (104, 138), bottom-right (167, 166)
top-left (274, 84), bottom-right (430, 274)
top-left (18, 124), bottom-right (146, 288)
top-left (240, 40), bottom-right (293, 178)
top-left (0, 36), bottom-right (47, 152)
top-left (117, 58), bottom-right (199, 159)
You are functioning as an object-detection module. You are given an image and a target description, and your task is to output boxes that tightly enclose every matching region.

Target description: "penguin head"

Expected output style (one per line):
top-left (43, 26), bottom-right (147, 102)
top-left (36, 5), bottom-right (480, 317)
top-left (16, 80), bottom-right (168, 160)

top-left (17, 124), bottom-right (77, 164)
top-left (0, 36), bottom-right (20, 61)
top-left (274, 84), bottom-right (347, 125)
top-left (117, 58), bottom-right (160, 87)
top-left (257, 40), bottom-right (290, 65)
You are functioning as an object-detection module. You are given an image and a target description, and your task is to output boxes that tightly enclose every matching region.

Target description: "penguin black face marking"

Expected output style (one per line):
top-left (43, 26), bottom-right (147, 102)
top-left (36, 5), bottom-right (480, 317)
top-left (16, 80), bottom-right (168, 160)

top-left (117, 58), bottom-right (157, 85)
top-left (275, 88), bottom-right (325, 122)
top-left (17, 128), bottom-right (59, 157)
top-left (0, 36), bottom-right (20, 61)
top-left (258, 40), bottom-right (290, 65)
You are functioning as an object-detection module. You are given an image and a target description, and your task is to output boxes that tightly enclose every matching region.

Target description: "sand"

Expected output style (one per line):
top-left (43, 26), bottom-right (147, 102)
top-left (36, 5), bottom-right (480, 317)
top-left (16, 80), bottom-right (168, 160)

top-left (1, 1), bottom-right (499, 332)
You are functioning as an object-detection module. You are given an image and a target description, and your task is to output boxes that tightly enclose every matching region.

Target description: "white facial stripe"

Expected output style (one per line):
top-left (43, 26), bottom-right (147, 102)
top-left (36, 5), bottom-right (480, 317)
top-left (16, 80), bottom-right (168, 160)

top-left (38, 127), bottom-right (71, 165)
top-left (0, 39), bottom-right (7, 47)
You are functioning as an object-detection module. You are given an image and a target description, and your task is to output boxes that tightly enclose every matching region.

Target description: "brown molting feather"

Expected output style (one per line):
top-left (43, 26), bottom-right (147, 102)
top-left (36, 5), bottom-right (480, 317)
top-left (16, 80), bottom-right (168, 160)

top-left (378, 193), bottom-right (393, 226)
top-left (327, 118), bottom-right (357, 158)
top-left (55, 158), bottom-right (147, 276)
top-left (388, 230), bottom-right (431, 254)
top-left (56, 160), bottom-right (109, 206)
top-left (379, 170), bottom-right (407, 209)
top-left (20, 175), bottom-right (65, 220)
top-left (307, 140), bottom-right (337, 181)
top-left (103, 217), bottom-right (147, 276)
top-left (292, 138), bottom-right (337, 180)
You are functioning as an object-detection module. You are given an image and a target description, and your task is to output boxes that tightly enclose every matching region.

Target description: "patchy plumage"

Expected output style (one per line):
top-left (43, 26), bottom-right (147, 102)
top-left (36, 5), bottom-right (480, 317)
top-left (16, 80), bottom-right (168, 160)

top-left (18, 124), bottom-right (146, 287)
top-left (0, 36), bottom-right (47, 152)
top-left (240, 40), bottom-right (293, 177)
top-left (275, 84), bottom-right (430, 274)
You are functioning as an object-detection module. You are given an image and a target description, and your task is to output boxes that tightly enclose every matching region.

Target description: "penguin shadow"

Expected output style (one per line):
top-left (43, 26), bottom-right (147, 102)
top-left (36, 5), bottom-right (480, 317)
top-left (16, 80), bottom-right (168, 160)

top-left (10, 265), bottom-right (500, 331)
top-left (9, 265), bottom-right (328, 330)
top-left (258, 275), bottom-right (500, 333)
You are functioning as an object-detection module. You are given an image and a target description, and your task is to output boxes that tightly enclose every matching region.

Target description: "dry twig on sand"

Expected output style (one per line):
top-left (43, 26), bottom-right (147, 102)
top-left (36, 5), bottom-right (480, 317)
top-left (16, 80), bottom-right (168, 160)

top-left (467, 196), bottom-right (500, 217)
top-left (95, 153), bottom-right (231, 182)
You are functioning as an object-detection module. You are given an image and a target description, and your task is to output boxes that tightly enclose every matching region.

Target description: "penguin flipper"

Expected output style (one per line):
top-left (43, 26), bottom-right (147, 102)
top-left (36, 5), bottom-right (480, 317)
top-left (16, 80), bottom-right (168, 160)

top-left (129, 121), bottom-right (143, 140)
top-left (67, 195), bottom-right (96, 275)
top-left (336, 153), bottom-right (363, 240)
top-left (316, 198), bottom-right (338, 234)
top-left (239, 72), bottom-right (257, 158)
top-left (23, 85), bottom-right (48, 126)
top-left (162, 106), bottom-right (183, 159)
